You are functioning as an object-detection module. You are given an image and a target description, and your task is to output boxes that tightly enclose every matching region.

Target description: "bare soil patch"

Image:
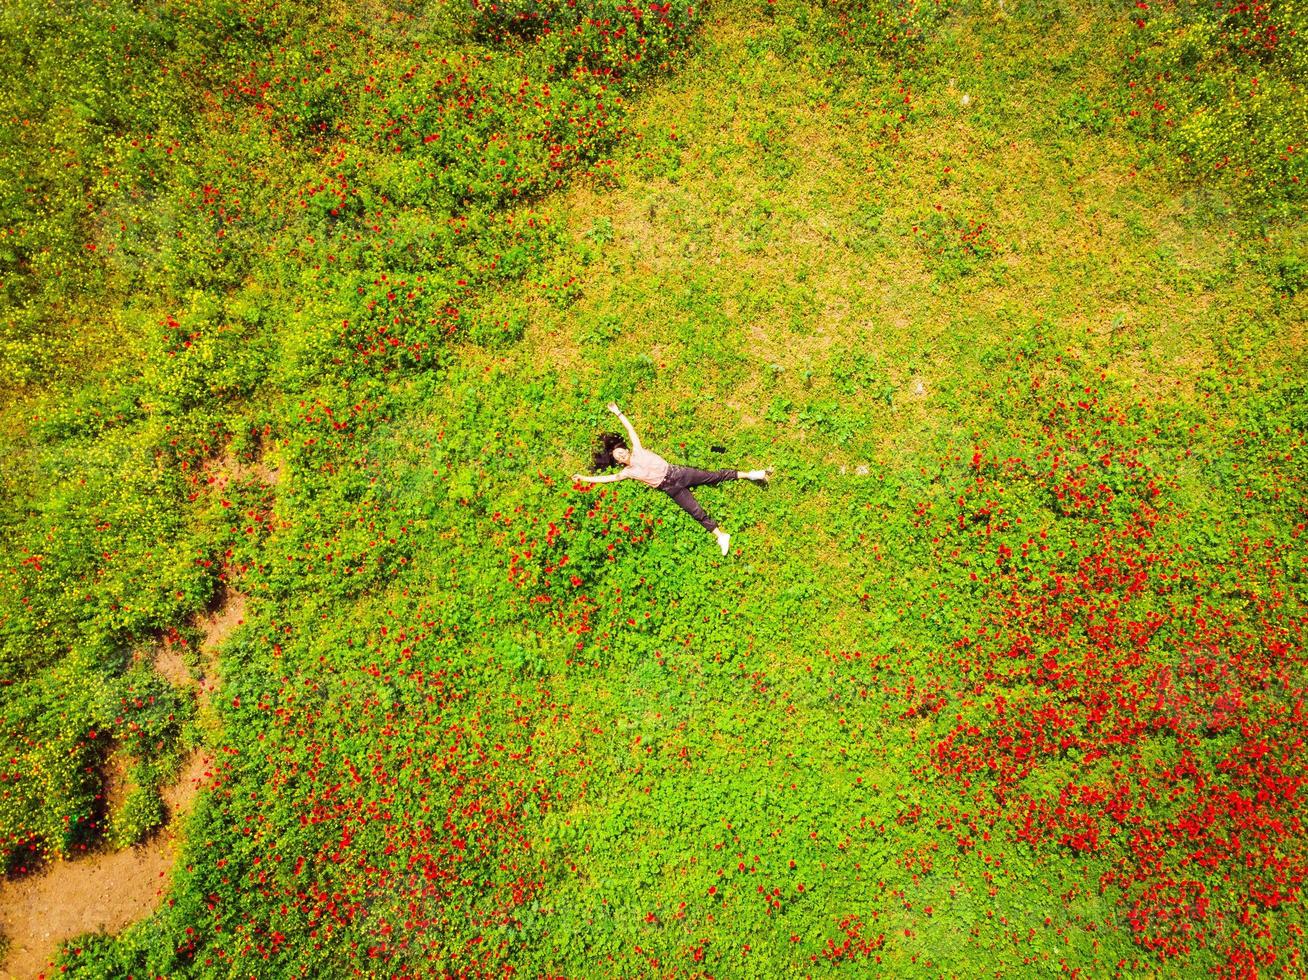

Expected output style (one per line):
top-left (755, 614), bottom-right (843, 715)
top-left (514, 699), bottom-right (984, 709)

top-left (200, 588), bottom-right (247, 658)
top-left (194, 588), bottom-right (246, 707)
top-left (202, 445), bottom-right (281, 489)
top-left (0, 827), bottom-right (176, 979)
top-left (0, 588), bottom-right (245, 979)
top-left (0, 749), bottom-right (215, 980)
top-left (150, 633), bottom-right (192, 689)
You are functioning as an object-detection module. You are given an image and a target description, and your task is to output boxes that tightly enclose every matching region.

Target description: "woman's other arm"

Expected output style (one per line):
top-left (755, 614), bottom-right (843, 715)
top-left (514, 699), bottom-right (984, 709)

top-left (608, 403), bottom-right (642, 451)
top-left (572, 472), bottom-right (626, 484)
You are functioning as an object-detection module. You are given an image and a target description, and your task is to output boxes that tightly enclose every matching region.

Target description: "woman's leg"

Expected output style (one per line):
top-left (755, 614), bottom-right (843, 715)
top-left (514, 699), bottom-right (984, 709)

top-left (667, 487), bottom-right (718, 531)
top-left (659, 468), bottom-right (733, 552)
top-left (676, 467), bottom-right (740, 489)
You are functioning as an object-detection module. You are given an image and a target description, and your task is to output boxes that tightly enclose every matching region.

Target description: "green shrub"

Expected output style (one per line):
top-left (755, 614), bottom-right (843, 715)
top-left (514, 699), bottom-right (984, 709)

top-left (1125, 0), bottom-right (1308, 208)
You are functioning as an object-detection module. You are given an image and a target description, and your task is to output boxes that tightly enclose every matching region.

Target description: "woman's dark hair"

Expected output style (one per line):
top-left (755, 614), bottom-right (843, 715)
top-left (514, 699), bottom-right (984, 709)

top-left (592, 432), bottom-right (629, 471)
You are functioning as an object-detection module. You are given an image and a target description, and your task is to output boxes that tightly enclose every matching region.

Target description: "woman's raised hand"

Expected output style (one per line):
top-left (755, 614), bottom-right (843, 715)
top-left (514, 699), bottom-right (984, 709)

top-left (607, 402), bottom-right (622, 416)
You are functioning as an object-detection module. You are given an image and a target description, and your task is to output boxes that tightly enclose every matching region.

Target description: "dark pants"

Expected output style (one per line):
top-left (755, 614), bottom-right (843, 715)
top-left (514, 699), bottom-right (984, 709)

top-left (657, 465), bottom-right (739, 532)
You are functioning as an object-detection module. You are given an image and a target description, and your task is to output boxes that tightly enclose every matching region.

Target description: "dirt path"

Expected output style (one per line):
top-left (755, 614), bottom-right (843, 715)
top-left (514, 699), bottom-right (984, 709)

top-left (0, 589), bottom-right (246, 979)
top-left (0, 750), bottom-right (215, 979)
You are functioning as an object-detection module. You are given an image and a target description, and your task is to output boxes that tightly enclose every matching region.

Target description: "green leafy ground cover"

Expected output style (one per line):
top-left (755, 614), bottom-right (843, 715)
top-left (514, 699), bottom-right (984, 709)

top-left (0, 0), bottom-right (1304, 976)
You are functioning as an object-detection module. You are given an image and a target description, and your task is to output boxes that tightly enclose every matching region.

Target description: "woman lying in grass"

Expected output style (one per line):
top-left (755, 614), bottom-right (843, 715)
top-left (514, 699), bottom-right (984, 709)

top-left (572, 403), bottom-right (770, 555)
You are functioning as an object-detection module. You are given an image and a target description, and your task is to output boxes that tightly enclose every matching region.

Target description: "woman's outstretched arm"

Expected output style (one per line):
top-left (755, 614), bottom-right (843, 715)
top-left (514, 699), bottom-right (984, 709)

top-left (572, 472), bottom-right (625, 484)
top-left (608, 403), bottom-right (642, 451)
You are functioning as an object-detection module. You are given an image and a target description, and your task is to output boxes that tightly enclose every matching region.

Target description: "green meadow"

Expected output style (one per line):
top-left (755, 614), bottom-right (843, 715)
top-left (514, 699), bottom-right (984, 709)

top-left (0, 0), bottom-right (1304, 976)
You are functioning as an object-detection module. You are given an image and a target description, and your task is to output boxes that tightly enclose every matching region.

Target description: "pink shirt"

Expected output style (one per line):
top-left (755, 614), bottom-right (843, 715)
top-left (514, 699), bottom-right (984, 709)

top-left (622, 447), bottom-right (670, 487)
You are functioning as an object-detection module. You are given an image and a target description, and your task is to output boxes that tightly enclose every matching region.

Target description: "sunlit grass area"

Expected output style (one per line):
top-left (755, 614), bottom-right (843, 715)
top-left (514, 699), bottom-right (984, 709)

top-left (1, 0), bottom-right (1303, 976)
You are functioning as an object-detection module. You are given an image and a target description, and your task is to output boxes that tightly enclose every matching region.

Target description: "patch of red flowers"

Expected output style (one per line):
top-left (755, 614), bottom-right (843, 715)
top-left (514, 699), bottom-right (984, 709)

top-left (911, 378), bottom-right (1306, 970)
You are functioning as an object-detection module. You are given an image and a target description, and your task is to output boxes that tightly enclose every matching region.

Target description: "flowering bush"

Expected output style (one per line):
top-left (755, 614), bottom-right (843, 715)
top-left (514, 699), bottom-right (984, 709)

top-left (915, 371), bottom-right (1307, 970)
top-left (818, 0), bottom-right (951, 55)
top-left (1123, 0), bottom-right (1307, 208)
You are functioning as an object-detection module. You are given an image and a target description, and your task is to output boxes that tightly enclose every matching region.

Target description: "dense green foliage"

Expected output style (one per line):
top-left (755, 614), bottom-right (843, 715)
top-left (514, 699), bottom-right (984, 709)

top-left (1, 0), bottom-right (701, 872)
top-left (0, 0), bottom-right (1304, 976)
top-left (1124, 0), bottom-right (1307, 210)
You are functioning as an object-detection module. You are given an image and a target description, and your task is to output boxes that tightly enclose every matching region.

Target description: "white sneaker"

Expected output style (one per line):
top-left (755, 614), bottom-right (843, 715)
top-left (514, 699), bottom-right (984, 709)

top-left (716, 531), bottom-right (731, 555)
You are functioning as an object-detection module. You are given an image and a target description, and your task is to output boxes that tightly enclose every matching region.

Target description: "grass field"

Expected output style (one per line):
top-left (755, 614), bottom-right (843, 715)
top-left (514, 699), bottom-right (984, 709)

top-left (0, 0), bottom-right (1304, 976)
